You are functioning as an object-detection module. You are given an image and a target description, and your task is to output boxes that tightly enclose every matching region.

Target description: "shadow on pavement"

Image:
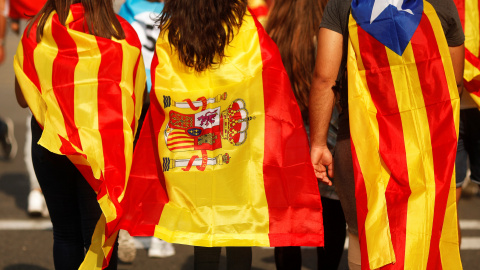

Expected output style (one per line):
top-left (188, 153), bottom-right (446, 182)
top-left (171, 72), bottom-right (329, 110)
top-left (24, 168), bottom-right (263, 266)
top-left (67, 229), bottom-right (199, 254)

top-left (4, 265), bottom-right (50, 270)
top-left (0, 173), bottom-right (30, 213)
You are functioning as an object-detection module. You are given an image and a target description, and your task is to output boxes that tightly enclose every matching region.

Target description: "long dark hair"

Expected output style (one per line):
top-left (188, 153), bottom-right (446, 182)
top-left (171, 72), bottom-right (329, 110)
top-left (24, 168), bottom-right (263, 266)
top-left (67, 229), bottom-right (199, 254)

top-left (158, 0), bottom-right (248, 72)
top-left (265, 0), bottom-right (327, 113)
top-left (28, 0), bottom-right (125, 42)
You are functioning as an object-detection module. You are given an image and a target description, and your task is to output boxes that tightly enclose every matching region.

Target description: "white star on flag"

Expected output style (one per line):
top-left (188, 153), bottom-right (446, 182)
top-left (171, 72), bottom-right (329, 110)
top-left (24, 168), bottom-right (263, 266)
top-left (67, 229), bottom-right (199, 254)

top-left (370, 0), bottom-right (413, 23)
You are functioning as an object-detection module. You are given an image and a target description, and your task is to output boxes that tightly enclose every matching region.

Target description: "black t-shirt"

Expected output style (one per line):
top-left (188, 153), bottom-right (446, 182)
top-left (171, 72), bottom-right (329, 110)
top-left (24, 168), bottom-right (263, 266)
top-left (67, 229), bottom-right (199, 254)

top-left (319, 0), bottom-right (465, 140)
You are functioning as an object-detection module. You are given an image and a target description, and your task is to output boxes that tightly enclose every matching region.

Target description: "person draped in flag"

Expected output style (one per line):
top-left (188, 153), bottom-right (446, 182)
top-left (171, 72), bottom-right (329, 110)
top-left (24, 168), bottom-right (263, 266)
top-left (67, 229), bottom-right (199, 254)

top-left (452, 0), bottom-right (480, 249)
top-left (13, 0), bottom-right (146, 269)
top-left (119, 0), bottom-right (324, 269)
top-left (310, 0), bottom-right (464, 269)
top-left (265, 0), bottom-right (347, 270)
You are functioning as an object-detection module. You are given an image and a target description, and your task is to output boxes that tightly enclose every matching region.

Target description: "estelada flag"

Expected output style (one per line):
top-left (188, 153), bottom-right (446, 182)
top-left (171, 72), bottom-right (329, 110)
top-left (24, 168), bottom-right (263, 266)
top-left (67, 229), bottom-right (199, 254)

top-left (348, 0), bottom-right (462, 269)
top-left (119, 10), bottom-right (324, 247)
top-left (453, 0), bottom-right (480, 107)
top-left (9, 0), bottom-right (46, 19)
top-left (248, 0), bottom-right (269, 25)
top-left (13, 4), bottom-right (146, 269)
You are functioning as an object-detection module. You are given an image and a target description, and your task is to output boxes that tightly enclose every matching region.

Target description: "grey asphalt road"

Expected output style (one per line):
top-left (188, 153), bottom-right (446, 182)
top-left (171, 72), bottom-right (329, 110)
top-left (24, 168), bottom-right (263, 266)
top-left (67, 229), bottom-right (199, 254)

top-left (1, 3), bottom-right (480, 270)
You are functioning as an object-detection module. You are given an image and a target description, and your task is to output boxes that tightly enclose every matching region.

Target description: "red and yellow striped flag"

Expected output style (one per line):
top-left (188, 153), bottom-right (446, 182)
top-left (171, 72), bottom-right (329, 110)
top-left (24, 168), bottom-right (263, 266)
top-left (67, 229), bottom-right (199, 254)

top-left (13, 4), bottom-right (146, 269)
top-left (348, 0), bottom-right (462, 269)
top-left (248, 0), bottom-right (269, 25)
top-left (119, 10), bottom-right (324, 247)
top-left (9, 0), bottom-right (47, 19)
top-left (454, 0), bottom-right (480, 107)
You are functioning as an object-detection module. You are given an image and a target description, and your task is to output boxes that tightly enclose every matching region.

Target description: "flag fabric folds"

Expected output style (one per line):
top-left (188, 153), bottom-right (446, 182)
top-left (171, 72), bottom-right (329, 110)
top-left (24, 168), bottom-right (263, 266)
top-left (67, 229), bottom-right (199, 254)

top-left (119, 11), bottom-right (324, 247)
top-left (454, 0), bottom-right (480, 107)
top-left (348, 0), bottom-right (462, 269)
top-left (9, 0), bottom-right (46, 19)
top-left (13, 4), bottom-right (146, 269)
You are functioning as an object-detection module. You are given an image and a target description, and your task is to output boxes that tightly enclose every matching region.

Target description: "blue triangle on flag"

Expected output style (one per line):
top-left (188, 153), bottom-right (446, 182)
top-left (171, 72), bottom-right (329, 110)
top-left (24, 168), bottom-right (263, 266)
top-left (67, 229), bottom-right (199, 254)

top-left (351, 0), bottom-right (423, 55)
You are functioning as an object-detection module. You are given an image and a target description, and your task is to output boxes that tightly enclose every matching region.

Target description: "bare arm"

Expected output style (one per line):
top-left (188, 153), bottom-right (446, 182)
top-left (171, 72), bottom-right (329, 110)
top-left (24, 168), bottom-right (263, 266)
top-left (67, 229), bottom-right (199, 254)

top-left (309, 28), bottom-right (343, 186)
top-left (449, 44), bottom-right (465, 95)
top-left (15, 77), bottom-right (28, 108)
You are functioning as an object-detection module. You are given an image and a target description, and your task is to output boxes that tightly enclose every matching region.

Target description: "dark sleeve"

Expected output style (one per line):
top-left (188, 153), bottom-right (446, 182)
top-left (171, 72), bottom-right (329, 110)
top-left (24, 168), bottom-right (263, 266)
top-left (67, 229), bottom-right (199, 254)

top-left (429, 0), bottom-right (465, 47)
top-left (319, 0), bottom-right (343, 34)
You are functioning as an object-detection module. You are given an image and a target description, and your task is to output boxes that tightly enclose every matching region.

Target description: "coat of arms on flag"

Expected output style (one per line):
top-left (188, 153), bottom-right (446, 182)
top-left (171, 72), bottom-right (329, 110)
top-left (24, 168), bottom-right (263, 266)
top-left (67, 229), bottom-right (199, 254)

top-left (162, 93), bottom-right (255, 172)
top-left (119, 10), bottom-right (324, 248)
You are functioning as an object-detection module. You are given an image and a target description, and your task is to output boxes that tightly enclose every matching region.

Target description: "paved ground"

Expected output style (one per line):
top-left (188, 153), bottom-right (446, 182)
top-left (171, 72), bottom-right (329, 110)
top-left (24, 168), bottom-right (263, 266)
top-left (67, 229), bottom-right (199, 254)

top-left (1, 2), bottom-right (479, 269)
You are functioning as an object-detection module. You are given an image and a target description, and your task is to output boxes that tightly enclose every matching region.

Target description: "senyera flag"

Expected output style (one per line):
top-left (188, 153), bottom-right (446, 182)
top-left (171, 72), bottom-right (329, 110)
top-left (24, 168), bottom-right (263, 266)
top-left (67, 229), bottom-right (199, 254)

top-left (13, 4), bottom-right (146, 269)
top-left (9, 0), bottom-right (47, 19)
top-left (348, 0), bottom-right (462, 269)
top-left (119, 10), bottom-right (324, 248)
top-left (453, 0), bottom-right (480, 106)
top-left (248, 0), bottom-right (269, 25)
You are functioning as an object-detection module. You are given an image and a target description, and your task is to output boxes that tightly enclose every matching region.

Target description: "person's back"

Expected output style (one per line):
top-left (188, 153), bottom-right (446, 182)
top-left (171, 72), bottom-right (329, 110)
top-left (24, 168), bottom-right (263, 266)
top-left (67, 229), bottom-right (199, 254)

top-left (13, 0), bottom-right (146, 268)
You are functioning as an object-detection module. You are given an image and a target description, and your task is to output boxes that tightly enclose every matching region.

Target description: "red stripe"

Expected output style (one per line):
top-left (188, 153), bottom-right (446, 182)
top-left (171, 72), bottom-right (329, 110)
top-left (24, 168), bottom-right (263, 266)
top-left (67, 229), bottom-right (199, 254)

top-left (357, 25), bottom-right (410, 269)
top-left (465, 48), bottom-right (480, 73)
top-left (464, 78), bottom-right (480, 96)
top-left (96, 36), bottom-right (127, 236)
top-left (51, 13), bottom-right (83, 151)
top-left (21, 24), bottom-right (41, 93)
top-left (170, 131), bottom-right (187, 136)
top-left (167, 136), bottom-right (194, 141)
top-left (411, 15), bottom-right (458, 270)
top-left (167, 141), bottom-right (194, 147)
top-left (253, 15), bottom-right (323, 246)
top-left (453, 0), bottom-right (465, 30)
top-left (350, 143), bottom-right (371, 269)
top-left (168, 145), bottom-right (195, 151)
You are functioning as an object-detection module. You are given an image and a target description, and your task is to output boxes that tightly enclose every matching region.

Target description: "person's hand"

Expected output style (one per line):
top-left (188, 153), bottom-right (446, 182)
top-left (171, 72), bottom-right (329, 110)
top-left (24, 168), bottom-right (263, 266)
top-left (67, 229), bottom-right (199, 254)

top-left (311, 145), bottom-right (334, 186)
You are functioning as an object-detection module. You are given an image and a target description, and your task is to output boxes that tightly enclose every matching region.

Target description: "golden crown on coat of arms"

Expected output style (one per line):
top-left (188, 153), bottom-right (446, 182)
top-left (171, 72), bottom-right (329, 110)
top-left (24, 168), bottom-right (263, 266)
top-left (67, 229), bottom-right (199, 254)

top-left (221, 99), bottom-right (255, 146)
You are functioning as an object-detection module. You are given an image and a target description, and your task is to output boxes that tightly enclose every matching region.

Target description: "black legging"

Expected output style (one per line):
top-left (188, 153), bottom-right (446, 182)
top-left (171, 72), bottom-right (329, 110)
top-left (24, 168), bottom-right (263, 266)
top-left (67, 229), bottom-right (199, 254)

top-left (194, 246), bottom-right (252, 270)
top-left (31, 117), bottom-right (118, 269)
top-left (275, 197), bottom-right (346, 270)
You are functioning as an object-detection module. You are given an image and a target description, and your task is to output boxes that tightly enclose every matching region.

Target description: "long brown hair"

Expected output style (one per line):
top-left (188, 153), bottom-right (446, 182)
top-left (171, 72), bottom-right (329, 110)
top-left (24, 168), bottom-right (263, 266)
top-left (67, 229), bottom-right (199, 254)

top-left (265, 0), bottom-right (327, 113)
top-left (158, 0), bottom-right (248, 72)
top-left (28, 0), bottom-right (125, 42)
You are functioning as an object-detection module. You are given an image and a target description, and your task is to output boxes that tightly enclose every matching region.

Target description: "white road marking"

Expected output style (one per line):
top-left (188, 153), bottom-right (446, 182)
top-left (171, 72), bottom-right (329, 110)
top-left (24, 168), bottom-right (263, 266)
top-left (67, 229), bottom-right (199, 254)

top-left (1, 219), bottom-right (479, 250)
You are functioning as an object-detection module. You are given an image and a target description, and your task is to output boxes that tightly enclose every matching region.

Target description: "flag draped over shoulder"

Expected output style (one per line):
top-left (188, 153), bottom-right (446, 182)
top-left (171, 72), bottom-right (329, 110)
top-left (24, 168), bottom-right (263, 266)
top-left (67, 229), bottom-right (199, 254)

top-left (9, 0), bottom-right (46, 19)
top-left (13, 4), bottom-right (146, 269)
top-left (348, 0), bottom-right (462, 269)
top-left (119, 11), bottom-right (324, 247)
top-left (454, 0), bottom-right (480, 107)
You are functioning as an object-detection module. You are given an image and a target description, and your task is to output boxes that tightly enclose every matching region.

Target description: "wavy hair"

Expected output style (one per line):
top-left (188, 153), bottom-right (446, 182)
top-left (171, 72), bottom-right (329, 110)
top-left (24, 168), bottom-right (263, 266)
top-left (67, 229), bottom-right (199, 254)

top-left (28, 0), bottom-right (125, 42)
top-left (158, 0), bottom-right (248, 72)
top-left (265, 0), bottom-right (327, 114)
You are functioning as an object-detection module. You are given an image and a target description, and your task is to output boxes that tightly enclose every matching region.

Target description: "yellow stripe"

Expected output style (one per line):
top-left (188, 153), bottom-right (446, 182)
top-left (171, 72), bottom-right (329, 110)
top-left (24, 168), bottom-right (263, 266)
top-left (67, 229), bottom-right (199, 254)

top-left (80, 215), bottom-right (118, 270)
top-left (67, 20), bottom-right (105, 180)
top-left (153, 13), bottom-right (269, 247)
top-left (465, 0), bottom-right (480, 58)
top-left (118, 39), bottom-right (143, 202)
top-left (386, 40), bottom-right (435, 270)
top-left (33, 13), bottom-right (67, 154)
top-left (347, 14), bottom-right (395, 269)
top-left (425, 3), bottom-right (463, 269)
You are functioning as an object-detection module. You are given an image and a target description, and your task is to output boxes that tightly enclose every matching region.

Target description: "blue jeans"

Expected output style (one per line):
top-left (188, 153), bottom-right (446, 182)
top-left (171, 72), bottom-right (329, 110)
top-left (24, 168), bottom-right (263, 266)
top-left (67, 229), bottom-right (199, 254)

top-left (455, 108), bottom-right (480, 187)
top-left (31, 117), bottom-right (118, 269)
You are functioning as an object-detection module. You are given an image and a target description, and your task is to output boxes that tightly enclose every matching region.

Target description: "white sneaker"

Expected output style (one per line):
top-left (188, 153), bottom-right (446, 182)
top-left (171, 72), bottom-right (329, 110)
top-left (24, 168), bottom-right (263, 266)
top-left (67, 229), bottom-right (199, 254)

top-left (118, 230), bottom-right (137, 263)
top-left (148, 237), bottom-right (175, 258)
top-left (28, 189), bottom-right (48, 217)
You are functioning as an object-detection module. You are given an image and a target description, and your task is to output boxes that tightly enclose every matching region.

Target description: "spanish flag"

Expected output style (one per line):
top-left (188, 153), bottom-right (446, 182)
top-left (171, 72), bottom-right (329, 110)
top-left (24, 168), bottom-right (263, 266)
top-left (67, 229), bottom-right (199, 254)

top-left (248, 0), bottom-right (269, 25)
top-left (119, 11), bottom-right (324, 247)
top-left (348, 0), bottom-right (462, 269)
top-left (13, 4), bottom-right (146, 269)
top-left (9, 0), bottom-right (46, 19)
top-left (454, 0), bottom-right (480, 107)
